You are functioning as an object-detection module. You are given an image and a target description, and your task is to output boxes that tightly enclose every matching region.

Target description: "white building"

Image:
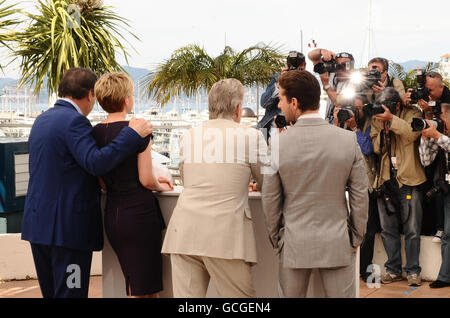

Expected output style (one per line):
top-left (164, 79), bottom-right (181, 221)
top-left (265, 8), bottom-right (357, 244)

top-left (439, 54), bottom-right (450, 82)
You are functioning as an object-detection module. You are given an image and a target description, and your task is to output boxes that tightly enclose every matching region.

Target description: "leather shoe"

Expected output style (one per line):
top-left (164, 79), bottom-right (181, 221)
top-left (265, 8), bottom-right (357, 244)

top-left (429, 280), bottom-right (450, 289)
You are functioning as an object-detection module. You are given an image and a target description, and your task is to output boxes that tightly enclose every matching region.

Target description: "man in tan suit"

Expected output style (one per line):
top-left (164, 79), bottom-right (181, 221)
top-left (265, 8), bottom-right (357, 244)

top-left (262, 70), bottom-right (368, 298)
top-left (161, 79), bottom-right (269, 298)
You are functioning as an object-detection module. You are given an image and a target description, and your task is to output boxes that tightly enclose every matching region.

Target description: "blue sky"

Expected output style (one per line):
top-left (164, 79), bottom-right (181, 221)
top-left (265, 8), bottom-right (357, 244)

top-left (2, 0), bottom-right (449, 77)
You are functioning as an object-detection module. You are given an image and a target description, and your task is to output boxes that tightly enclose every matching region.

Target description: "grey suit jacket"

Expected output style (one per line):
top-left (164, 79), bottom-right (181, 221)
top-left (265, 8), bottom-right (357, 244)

top-left (262, 117), bottom-right (368, 268)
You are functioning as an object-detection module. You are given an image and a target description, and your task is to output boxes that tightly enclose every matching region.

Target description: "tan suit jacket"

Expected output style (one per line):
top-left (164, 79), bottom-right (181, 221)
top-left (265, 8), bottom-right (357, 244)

top-left (262, 117), bottom-right (369, 268)
top-left (161, 119), bottom-right (269, 264)
top-left (370, 106), bottom-right (426, 188)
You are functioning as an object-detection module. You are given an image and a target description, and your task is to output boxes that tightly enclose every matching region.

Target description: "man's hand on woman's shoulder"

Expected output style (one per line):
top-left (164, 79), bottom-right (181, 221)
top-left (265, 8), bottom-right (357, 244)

top-left (129, 118), bottom-right (153, 138)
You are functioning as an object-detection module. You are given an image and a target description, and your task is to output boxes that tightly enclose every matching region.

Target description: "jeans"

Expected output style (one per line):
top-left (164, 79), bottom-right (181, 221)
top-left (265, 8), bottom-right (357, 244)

top-left (437, 192), bottom-right (450, 282)
top-left (377, 185), bottom-right (423, 275)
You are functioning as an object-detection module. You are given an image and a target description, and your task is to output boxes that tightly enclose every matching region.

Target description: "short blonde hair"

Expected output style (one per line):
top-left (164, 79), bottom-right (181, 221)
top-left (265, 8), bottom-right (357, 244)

top-left (208, 79), bottom-right (245, 119)
top-left (94, 72), bottom-right (134, 113)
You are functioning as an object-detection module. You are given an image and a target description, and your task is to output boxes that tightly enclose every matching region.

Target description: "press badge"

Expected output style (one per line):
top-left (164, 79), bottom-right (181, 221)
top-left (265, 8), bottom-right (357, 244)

top-left (391, 157), bottom-right (398, 170)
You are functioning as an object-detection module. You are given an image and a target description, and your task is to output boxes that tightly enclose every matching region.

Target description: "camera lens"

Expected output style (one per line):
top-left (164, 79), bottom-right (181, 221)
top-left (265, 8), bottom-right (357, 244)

top-left (275, 115), bottom-right (287, 129)
top-left (411, 118), bottom-right (427, 132)
top-left (337, 109), bottom-right (352, 123)
top-left (314, 63), bottom-right (326, 75)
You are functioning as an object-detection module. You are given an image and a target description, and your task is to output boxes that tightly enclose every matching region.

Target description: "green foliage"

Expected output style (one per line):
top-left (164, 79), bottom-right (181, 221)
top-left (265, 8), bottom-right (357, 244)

top-left (12, 0), bottom-right (138, 95)
top-left (145, 43), bottom-right (286, 106)
top-left (389, 61), bottom-right (440, 89)
top-left (0, 0), bottom-right (19, 68)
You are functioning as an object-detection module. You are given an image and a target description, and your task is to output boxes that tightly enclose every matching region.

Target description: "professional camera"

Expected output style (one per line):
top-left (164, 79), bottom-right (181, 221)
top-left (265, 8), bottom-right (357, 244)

top-left (360, 66), bottom-right (382, 89)
top-left (363, 101), bottom-right (398, 117)
top-left (411, 100), bottom-right (444, 133)
top-left (287, 51), bottom-right (305, 71)
top-left (274, 115), bottom-right (287, 128)
top-left (337, 106), bottom-right (358, 124)
top-left (426, 181), bottom-right (449, 199)
top-left (410, 68), bottom-right (430, 104)
top-left (411, 118), bottom-right (439, 132)
top-left (313, 59), bottom-right (353, 75)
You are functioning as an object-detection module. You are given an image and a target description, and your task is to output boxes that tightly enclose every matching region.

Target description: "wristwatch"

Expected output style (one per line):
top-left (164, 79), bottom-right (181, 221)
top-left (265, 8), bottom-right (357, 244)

top-left (324, 84), bottom-right (331, 91)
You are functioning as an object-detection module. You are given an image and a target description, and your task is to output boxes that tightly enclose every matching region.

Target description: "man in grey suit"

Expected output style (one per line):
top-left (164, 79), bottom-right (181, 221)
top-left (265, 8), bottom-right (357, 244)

top-left (262, 70), bottom-right (369, 298)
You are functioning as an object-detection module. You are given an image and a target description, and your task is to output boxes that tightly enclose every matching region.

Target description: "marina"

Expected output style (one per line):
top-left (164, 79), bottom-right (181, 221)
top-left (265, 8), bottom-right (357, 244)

top-left (0, 0), bottom-right (447, 300)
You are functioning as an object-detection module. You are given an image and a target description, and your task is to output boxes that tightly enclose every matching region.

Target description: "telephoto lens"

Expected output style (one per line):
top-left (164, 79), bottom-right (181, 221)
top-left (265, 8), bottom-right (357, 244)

top-left (411, 118), bottom-right (438, 132)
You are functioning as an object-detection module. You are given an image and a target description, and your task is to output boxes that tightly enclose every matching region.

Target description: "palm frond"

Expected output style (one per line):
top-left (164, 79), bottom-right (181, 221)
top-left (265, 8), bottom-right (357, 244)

top-left (0, 0), bottom-right (20, 68)
top-left (12, 0), bottom-right (139, 95)
top-left (144, 43), bottom-right (286, 106)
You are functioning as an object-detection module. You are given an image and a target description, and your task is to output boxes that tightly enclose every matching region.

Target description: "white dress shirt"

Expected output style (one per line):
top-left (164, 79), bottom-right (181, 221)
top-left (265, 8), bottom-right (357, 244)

top-left (59, 98), bottom-right (83, 115)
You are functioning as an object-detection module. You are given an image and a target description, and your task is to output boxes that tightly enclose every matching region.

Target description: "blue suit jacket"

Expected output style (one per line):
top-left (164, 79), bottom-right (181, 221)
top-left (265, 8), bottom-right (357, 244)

top-left (21, 100), bottom-right (144, 251)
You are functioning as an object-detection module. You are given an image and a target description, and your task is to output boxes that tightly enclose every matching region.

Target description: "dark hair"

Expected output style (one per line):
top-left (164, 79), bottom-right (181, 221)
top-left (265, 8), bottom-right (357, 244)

top-left (355, 94), bottom-right (369, 105)
top-left (287, 51), bottom-right (306, 68)
top-left (278, 70), bottom-right (321, 111)
top-left (368, 57), bottom-right (389, 72)
top-left (375, 87), bottom-right (401, 105)
top-left (58, 68), bottom-right (98, 99)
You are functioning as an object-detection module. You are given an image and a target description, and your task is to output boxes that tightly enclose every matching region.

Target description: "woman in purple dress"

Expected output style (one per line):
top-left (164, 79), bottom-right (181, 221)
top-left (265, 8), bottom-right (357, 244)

top-left (92, 73), bottom-right (173, 298)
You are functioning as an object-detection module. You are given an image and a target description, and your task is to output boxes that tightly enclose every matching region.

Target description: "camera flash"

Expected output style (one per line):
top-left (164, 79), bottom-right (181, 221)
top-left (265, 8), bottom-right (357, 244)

top-left (342, 88), bottom-right (356, 99)
top-left (350, 72), bottom-right (363, 84)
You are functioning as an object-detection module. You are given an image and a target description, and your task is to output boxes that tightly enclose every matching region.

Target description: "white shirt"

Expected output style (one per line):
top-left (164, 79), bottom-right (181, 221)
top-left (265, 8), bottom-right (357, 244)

top-left (59, 98), bottom-right (83, 115)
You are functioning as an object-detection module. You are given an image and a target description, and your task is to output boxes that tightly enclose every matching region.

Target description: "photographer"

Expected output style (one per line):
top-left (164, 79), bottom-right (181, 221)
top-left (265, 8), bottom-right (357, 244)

top-left (333, 95), bottom-right (381, 283)
top-left (414, 72), bottom-right (450, 242)
top-left (308, 48), bottom-right (355, 123)
top-left (363, 57), bottom-right (406, 104)
top-left (257, 51), bottom-right (306, 141)
top-left (410, 71), bottom-right (450, 119)
top-left (370, 87), bottom-right (426, 286)
top-left (418, 103), bottom-right (450, 289)
top-left (333, 95), bottom-right (374, 155)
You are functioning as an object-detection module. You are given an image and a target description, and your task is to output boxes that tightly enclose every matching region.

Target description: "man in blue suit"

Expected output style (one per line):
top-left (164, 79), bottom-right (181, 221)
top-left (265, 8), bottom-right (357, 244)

top-left (21, 68), bottom-right (153, 298)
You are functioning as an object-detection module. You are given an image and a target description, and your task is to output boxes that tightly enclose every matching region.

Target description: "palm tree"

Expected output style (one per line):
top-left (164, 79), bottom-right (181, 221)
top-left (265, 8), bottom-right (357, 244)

top-left (0, 0), bottom-right (19, 69)
top-left (144, 43), bottom-right (286, 106)
top-left (12, 0), bottom-right (138, 96)
top-left (389, 61), bottom-right (449, 89)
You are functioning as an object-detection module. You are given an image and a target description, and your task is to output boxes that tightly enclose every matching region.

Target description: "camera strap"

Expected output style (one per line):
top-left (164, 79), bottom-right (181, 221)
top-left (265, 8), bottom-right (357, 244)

top-left (376, 128), bottom-right (396, 182)
top-left (375, 129), bottom-right (386, 189)
top-left (385, 130), bottom-right (397, 177)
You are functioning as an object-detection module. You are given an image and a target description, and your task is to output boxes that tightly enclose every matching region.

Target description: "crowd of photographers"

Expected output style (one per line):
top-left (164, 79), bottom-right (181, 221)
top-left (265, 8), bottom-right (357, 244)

top-left (258, 48), bottom-right (450, 288)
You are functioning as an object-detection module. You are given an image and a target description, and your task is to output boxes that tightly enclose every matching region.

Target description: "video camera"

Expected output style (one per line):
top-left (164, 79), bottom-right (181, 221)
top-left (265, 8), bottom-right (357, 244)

top-left (410, 68), bottom-right (429, 104)
top-left (287, 51), bottom-right (305, 71)
top-left (363, 101), bottom-right (398, 117)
